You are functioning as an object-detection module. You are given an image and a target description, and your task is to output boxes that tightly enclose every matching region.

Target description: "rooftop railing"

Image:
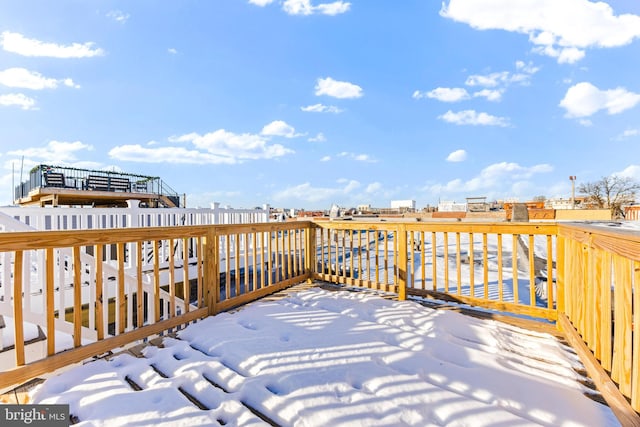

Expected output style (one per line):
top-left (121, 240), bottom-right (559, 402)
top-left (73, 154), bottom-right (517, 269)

top-left (0, 220), bottom-right (637, 423)
top-left (13, 164), bottom-right (181, 207)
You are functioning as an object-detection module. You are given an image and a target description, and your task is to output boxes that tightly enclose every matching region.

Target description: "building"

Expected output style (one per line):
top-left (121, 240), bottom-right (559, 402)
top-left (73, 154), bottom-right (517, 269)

top-left (438, 200), bottom-right (467, 212)
top-left (390, 200), bottom-right (416, 211)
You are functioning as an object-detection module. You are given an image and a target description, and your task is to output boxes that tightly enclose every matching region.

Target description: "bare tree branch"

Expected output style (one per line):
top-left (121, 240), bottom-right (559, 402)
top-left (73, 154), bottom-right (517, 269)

top-left (578, 176), bottom-right (639, 218)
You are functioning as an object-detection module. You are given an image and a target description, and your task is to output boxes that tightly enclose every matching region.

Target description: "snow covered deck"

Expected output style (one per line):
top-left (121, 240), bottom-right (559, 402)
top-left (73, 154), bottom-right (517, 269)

top-left (27, 285), bottom-right (618, 426)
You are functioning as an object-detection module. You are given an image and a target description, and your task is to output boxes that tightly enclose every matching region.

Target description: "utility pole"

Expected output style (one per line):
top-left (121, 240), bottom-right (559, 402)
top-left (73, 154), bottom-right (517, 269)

top-left (569, 176), bottom-right (576, 209)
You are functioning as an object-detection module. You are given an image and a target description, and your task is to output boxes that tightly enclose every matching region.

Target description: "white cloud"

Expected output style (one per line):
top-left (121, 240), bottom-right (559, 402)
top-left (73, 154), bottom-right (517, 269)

top-left (121, 129), bottom-right (294, 164)
top-left (107, 10), bottom-right (130, 24)
top-left (438, 110), bottom-right (509, 127)
top-left (320, 155), bottom-right (331, 162)
top-left (515, 60), bottom-right (539, 74)
top-left (272, 179), bottom-right (359, 203)
top-left (315, 77), bottom-right (363, 99)
top-left (615, 129), bottom-right (639, 140)
top-left (578, 119), bottom-right (593, 127)
top-left (282, 0), bottom-right (350, 16)
top-left (249, 0), bottom-right (274, 6)
top-left (419, 61), bottom-right (535, 104)
top-left (301, 103), bottom-right (344, 113)
top-left (559, 82), bottom-right (640, 118)
top-left (0, 31), bottom-right (104, 58)
top-left (465, 71), bottom-right (509, 88)
top-left (309, 133), bottom-right (326, 142)
top-left (8, 140), bottom-right (93, 163)
top-left (261, 120), bottom-right (303, 138)
top-left (168, 48), bottom-right (178, 54)
top-left (465, 64), bottom-right (538, 88)
top-left (283, 0), bottom-right (314, 15)
top-left (614, 165), bottom-right (640, 181)
top-left (0, 67), bottom-right (79, 90)
top-left (0, 93), bottom-right (36, 110)
top-left (337, 152), bottom-right (377, 163)
top-left (110, 145), bottom-right (239, 165)
top-left (423, 161), bottom-right (552, 197)
top-left (415, 87), bottom-right (470, 102)
top-left (366, 182), bottom-right (382, 193)
top-left (315, 1), bottom-right (351, 16)
top-left (440, 0), bottom-right (640, 63)
top-left (446, 149), bottom-right (467, 162)
top-left (473, 89), bottom-right (502, 101)
top-left (532, 45), bottom-right (586, 64)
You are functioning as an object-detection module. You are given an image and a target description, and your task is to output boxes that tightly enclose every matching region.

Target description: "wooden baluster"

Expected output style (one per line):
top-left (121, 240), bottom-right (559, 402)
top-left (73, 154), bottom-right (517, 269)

top-left (13, 250), bottom-right (25, 365)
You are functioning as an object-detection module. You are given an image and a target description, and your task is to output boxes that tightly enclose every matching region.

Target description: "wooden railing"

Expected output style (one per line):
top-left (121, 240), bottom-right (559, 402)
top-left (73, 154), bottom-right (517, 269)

top-left (0, 222), bottom-right (309, 391)
top-left (556, 223), bottom-right (640, 420)
top-left (0, 219), bottom-right (638, 420)
top-left (312, 220), bottom-right (639, 420)
top-left (313, 221), bottom-right (559, 320)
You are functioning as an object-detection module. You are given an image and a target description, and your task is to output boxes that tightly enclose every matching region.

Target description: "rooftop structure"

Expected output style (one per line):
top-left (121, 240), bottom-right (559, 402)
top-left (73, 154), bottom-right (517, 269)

top-left (13, 164), bottom-right (182, 208)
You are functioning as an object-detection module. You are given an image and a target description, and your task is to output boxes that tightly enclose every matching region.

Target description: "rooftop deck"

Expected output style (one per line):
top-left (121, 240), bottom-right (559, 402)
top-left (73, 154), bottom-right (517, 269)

top-left (22, 283), bottom-right (617, 426)
top-left (13, 164), bottom-right (182, 207)
top-left (0, 219), bottom-right (638, 424)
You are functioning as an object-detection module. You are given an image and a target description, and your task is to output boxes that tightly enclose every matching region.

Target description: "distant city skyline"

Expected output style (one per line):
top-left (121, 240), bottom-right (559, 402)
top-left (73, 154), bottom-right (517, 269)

top-left (1, 0), bottom-right (639, 210)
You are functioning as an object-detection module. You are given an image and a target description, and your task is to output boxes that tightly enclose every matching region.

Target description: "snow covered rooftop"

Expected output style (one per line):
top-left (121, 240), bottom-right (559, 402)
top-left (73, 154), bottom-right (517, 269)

top-left (28, 285), bottom-right (618, 426)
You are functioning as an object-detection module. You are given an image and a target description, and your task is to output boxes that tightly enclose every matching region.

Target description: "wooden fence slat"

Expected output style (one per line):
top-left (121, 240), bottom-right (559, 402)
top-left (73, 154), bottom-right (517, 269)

top-left (95, 245), bottom-right (105, 340)
top-left (234, 233), bottom-right (240, 295)
top-left (137, 241), bottom-right (144, 326)
top-left (116, 242), bottom-right (126, 335)
top-left (153, 240), bottom-right (161, 323)
top-left (252, 233), bottom-right (258, 289)
top-left (420, 231), bottom-right (425, 290)
top-left (168, 239), bottom-right (176, 319)
top-left (546, 235), bottom-right (553, 311)
top-left (585, 240), bottom-right (594, 351)
top-left (456, 232), bottom-right (461, 295)
top-left (183, 237), bottom-right (190, 315)
top-left (13, 250), bottom-right (25, 366)
top-left (197, 237), bottom-right (204, 308)
top-left (483, 233), bottom-right (489, 299)
top-left (529, 234), bottom-right (535, 307)
top-left (611, 254), bottom-right (633, 397)
top-left (592, 248), bottom-right (603, 360)
top-left (512, 234), bottom-right (518, 304)
top-left (497, 234), bottom-right (503, 301)
top-left (244, 233), bottom-right (249, 291)
top-left (73, 246), bottom-right (82, 347)
top-left (556, 236), bottom-right (565, 313)
top-left (225, 235), bottom-right (231, 299)
top-left (601, 251), bottom-right (613, 372)
top-left (443, 233), bottom-right (449, 293)
top-left (469, 233), bottom-right (474, 298)
top-left (397, 225), bottom-right (407, 301)
top-left (632, 260), bottom-right (640, 411)
top-left (431, 232), bottom-right (437, 291)
top-left (45, 248), bottom-right (56, 355)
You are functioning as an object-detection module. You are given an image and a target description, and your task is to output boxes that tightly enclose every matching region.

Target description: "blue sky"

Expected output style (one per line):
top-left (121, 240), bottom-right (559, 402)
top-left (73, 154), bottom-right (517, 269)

top-left (1, 0), bottom-right (640, 210)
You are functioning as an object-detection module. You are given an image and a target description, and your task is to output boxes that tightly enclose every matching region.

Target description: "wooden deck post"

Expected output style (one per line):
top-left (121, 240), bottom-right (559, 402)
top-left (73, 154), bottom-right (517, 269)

top-left (305, 223), bottom-right (316, 283)
top-left (397, 224), bottom-right (407, 301)
top-left (205, 227), bottom-right (218, 316)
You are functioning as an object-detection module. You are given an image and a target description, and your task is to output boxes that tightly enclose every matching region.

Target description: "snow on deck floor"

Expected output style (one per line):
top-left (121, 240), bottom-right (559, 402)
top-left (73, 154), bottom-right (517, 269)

top-left (30, 287), bottom-right (619, 426)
